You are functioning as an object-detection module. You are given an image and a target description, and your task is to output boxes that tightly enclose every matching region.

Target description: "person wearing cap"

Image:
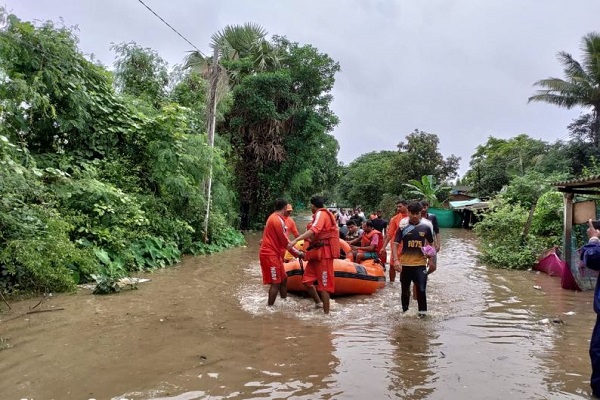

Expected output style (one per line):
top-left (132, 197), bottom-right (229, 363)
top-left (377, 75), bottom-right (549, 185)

top-left (583, 219), bottom-right (600, 397)
top-left (283, 203), bottom-right (299, 239)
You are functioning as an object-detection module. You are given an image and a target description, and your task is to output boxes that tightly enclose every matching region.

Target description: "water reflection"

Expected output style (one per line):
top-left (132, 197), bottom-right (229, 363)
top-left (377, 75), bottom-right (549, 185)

top-left (388, 322), bottom-right (437, 399)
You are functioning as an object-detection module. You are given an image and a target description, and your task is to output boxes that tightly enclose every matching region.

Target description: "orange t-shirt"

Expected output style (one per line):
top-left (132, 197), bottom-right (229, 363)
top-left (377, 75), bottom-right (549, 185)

top-left (259, 213), bottom-right (289, 258)
top-left (386, 212), bottom-right (408, 262)
top-left (386, 212), bottom-right (407, 242)
top-left (284, 216), bottom-right (299, 237)
top-left (308, 209), bottom-right (337, 259)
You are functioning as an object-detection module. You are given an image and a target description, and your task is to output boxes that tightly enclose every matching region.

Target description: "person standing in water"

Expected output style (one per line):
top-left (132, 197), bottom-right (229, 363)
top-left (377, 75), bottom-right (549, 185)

top-left (288, 196), bottom-right (340, 314)
top-left (582, 219), bottom-right (600, 397)
top-left (391, 201), bottom-right (434, 317)
top-left (382, 200), bottom-right (408, 282)
top-left (283, 204), bottom-right (299, 239)
top-left (259, 198), bottom-right (303, 306)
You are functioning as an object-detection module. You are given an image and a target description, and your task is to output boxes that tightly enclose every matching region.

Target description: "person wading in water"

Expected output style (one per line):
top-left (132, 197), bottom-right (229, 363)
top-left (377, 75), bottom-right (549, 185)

top-left (288, 196), bottom-right (340, 314)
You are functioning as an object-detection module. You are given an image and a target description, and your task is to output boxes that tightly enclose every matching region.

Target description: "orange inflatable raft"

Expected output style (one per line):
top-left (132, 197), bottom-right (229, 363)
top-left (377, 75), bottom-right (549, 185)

top-left (284, 258), bottom-right (385, 295)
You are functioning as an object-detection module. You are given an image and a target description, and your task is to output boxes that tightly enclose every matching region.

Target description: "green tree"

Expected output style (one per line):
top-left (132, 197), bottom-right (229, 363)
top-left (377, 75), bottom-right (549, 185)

top-left (111, 42), bottom-right (169, 108)
top-left (337, 151), bottom-right (397, 211)
top-left (0, 13), bottom-right (139, 158)
top-left (394, 130), bottom-right (460, 190)
top-left (0, 11), bottom-right (245, 294)
top-left (464, 134), bottom-right (550, 196)
top-left (403, 175), bottom-right (450, 207)
top-left (529, 32), bottom-right (600, 146)
top-left (184, 22), bottom-right (281, 94)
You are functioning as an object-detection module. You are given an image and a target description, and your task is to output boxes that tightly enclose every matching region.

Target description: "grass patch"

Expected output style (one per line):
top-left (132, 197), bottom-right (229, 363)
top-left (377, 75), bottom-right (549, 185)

top-left (0, 337), bottom-right (11, 351)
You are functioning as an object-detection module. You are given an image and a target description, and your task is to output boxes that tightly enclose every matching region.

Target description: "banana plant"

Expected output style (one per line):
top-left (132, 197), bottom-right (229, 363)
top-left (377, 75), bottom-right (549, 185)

top-left (403, 175), bottom-right (451, 208)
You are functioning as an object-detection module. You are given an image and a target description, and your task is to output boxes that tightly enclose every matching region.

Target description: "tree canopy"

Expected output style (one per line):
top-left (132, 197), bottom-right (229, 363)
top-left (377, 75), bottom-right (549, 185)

top-left (529, 32), bottom-right (600, 146)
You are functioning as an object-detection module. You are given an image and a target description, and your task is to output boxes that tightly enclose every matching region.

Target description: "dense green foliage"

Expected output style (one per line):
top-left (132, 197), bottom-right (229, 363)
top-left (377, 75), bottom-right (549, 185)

top-left (196, 32), bottom-right (342, 228)
top-left (404, 175), bottom-right (451, 208)
top-left (463, 135), bottom-right (551, 196)
top-left (0, 13), bottom-right (244, 294)
top-left (337, 151), bottom-right (397, 212)
top-left (474, 171), bottom-right (565, 269)
top-left (468, 32), bottom-right (600, 270)
top-left (335, 131), bottom-right (460, 211)
top-left (2, 11), bottom-right (597, 289)
top-left (0, 13), bottom-right (344, 294)
top-left (474, 191), bottom-right (564, 270)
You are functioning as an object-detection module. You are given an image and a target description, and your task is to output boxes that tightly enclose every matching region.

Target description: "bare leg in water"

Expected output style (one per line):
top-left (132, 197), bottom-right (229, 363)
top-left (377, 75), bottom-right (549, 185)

top-left (319, 290), bottom-right (331, 314)
top-left (268, 283), bottom-right (281, 306)
top-left (279, 278), bottom-right (288, 300)
top-left (304, 283), bottom-right (321, 306)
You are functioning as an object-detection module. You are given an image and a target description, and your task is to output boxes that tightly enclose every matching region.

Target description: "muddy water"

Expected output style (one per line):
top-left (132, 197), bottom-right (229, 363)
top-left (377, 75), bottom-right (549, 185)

top-left (0, 229), bottom-right (596, 399)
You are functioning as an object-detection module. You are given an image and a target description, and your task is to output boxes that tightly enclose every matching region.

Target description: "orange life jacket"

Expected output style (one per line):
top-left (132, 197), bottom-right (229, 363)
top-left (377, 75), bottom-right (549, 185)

top-left (361, 229), bottom-right (384, 253)
top-left (304, 208), bottom-right (340, 259)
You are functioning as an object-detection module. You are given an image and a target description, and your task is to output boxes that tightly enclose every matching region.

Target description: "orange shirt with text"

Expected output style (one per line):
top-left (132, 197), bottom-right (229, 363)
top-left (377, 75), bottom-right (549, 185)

top-left (259, 213), bottom-right (289, 258)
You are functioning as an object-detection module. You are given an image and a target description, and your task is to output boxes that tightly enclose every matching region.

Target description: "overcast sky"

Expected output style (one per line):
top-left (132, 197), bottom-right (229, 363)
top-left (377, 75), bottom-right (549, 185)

top-left (7, 1), bottom-right (600, 176)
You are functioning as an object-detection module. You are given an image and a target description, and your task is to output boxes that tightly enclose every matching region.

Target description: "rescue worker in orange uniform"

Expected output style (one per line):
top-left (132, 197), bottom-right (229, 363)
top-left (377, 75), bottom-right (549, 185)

top-left (283, 204), bottom-right (299, 239)
top-left (288, 196), bottom-right (340, 314)
top-left (381, 200), bottom-right (408, 282)
top-left (259, 198), bottom-right (303, 306)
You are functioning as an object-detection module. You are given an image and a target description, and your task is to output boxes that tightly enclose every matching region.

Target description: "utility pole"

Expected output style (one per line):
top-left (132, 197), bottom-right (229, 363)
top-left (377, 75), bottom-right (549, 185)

top-left (203, 46), bottom-right (219, 243)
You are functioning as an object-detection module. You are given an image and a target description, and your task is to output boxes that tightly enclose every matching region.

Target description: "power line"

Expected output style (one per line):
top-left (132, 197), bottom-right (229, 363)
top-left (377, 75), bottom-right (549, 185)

top-left (135, 0), bottom-right (206, 57)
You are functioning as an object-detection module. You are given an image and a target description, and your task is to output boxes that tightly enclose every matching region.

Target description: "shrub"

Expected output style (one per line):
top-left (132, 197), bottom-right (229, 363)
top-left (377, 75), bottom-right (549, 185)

top-left (0, 215), bottom-right (96, 292)
top-left (474, 200), bottom-right (537, 269)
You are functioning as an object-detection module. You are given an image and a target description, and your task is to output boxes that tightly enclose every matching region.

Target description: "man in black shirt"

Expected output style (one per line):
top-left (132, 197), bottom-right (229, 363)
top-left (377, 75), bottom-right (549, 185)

top-left (371, 210), bottom-right (388, 235)
top-left (349, 209), bottom-right (364, 226)
top-left (391, 201), bottom-right (434, 317)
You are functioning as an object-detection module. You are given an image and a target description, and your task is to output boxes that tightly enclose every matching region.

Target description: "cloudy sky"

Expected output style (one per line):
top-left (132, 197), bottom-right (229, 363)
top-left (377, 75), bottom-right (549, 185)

top-left (7, 1), bottom-right (600, 176)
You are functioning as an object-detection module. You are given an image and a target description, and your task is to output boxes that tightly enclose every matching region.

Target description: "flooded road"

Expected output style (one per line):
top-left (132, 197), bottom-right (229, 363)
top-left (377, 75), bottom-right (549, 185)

top-left (0, 229), bottom-right (596, 399)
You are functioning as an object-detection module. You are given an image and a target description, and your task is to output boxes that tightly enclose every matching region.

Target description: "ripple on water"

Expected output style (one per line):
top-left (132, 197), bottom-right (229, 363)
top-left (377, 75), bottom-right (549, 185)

top-left (130, 229), bottom-right (593, 400)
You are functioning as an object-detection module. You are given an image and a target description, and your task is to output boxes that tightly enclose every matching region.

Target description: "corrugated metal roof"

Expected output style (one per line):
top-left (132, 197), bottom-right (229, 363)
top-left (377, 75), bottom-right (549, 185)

top-left (449, 198), bottom-right (482, 208)
top-left (449, 198), bottom-right (489, 210)
top-left (554, 175), bottom-right (600, 188)
top-left (552, 175), bottom-right (600, 186)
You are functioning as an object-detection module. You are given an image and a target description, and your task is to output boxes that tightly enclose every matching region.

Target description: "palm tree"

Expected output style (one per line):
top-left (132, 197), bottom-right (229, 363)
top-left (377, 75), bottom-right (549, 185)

top-left (184, 23), bottom-right (285, 230)
top-left (184, 22), bottom-right (281, 87)
top-left (528, 32), bottom-right (600, 146)
top-left (403, 175), bottom-right (451, 208)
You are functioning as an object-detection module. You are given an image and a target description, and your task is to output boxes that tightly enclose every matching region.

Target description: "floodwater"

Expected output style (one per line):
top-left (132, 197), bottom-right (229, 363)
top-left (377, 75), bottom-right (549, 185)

top-left (0, 229), bottom-right (597, 399)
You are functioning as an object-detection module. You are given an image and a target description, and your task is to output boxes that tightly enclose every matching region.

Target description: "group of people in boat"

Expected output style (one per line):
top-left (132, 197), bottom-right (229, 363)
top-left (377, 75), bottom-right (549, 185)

top-left (258, 196), bottom-right (441, 316)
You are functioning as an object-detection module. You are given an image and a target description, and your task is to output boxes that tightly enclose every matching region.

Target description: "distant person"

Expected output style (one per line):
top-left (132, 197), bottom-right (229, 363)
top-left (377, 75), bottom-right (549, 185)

top-left (357, 208), bottom-right (365, 220)
top-left (582, 219), bottom-right (600, 397)
top-left (391, 201), bottom-right (434, 318)
top-left (372, 210), bottom-right (388, 235)
top-left (338, 209), bottom-right (350, 227)
top-left (382, 200), bottom-right (408, 282)
top-left (283, 204), bottom-right (299, 239)
top-left (338, 209), bottom-right (350, 239)
top-left (288, 196), bottom-right (339, 314)
top-left (349, 209), bottom-right (364, 226)
top-left (259, 199), bottom-right (303, 306)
